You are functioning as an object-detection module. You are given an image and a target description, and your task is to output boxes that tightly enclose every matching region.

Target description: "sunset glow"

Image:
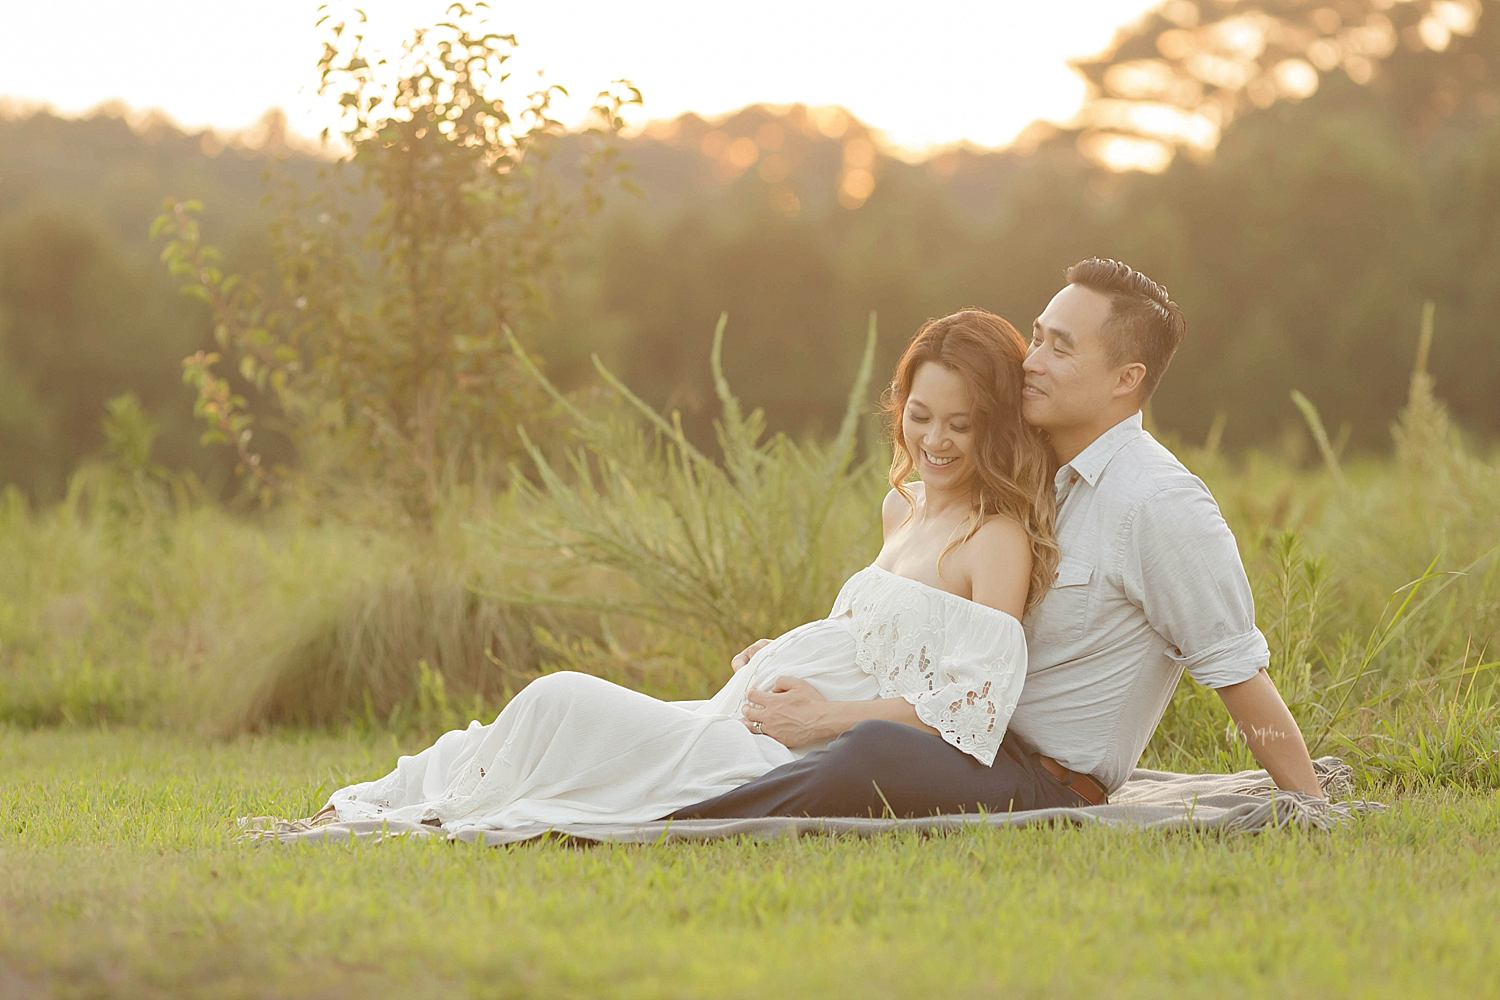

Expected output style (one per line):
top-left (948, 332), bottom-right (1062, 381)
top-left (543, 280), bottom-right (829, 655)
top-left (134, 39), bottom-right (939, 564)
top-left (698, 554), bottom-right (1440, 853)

top-left (0, 0), bottom-right (1164, 154)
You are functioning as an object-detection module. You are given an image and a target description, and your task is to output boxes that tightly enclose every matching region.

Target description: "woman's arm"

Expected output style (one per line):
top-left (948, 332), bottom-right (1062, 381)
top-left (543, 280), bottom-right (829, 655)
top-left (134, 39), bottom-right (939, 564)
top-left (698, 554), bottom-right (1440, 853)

top-left (960, 515), bottom-right (1032, 619)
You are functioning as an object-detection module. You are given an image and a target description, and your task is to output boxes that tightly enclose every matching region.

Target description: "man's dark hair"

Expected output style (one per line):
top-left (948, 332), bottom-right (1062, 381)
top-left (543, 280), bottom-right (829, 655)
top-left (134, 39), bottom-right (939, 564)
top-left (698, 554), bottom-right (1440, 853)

top-left (1065, 258), bottom-right (1186, 402)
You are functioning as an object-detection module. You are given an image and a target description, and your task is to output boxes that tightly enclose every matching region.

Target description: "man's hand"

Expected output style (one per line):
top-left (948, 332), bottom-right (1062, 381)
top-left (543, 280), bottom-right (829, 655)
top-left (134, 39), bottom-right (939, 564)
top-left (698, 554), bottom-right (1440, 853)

top-left (731, 638), bottom-right (772, 673)
top-left (743, 676), bottom-right (835, 748)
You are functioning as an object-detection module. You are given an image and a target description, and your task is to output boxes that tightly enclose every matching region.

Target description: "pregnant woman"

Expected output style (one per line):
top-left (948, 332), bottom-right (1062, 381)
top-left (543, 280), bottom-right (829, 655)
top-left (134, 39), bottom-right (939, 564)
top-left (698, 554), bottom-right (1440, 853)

top-left (320, 308), bottom-right (1058, 833)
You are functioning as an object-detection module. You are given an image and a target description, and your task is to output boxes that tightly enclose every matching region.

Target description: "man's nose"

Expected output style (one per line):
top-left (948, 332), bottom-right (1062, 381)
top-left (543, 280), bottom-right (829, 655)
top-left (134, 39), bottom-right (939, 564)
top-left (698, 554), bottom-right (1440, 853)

top-left (1023, 348), bottom-right (1044, 375)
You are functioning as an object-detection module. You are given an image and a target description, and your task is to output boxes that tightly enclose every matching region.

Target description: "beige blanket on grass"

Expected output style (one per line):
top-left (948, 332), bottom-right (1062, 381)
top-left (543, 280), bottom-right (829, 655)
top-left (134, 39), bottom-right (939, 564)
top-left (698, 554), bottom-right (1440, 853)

top-left (240, 757), bottom-right (1381, 846)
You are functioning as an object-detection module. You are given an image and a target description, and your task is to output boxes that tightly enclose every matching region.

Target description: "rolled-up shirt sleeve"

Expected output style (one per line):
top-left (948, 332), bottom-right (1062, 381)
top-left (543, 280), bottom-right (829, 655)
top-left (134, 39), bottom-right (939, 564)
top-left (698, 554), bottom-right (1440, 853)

top-left (1121, 487), bottom-right (1269, 688)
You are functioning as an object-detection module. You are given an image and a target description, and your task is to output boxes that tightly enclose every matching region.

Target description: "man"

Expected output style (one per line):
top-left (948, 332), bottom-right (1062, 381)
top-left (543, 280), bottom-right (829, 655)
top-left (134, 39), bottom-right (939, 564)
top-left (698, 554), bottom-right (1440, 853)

top-left (672, 258), bottom-right (1324, 819)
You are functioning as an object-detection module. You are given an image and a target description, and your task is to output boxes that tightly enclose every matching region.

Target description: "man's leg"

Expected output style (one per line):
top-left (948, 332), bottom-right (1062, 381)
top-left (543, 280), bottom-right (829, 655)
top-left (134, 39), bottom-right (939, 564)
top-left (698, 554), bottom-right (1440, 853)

top-left (668, 720), bottom-right (1085, 819)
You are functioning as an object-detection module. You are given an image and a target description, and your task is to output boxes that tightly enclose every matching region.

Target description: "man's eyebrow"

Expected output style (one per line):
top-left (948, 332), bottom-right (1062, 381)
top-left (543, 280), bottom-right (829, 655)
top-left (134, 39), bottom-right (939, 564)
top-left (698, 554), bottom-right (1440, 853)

top-left (1034, 320), bottom-right (1076, 349)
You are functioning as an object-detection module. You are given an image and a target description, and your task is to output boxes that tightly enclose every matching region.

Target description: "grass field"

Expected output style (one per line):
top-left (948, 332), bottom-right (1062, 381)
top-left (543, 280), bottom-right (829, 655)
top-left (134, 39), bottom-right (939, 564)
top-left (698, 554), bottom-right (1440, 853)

top-left (3, 727), bottom-right (1498, 999)
top-left (3, 320), bottom-right (1497, 997)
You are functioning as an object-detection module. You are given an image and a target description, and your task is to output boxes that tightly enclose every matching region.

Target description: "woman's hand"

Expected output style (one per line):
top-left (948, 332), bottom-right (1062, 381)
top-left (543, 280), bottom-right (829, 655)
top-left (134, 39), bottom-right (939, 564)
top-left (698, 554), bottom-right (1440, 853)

top-left (731, 638), bottom-right (772, 673)
top-left (743, 677), bottom-right (834, 748)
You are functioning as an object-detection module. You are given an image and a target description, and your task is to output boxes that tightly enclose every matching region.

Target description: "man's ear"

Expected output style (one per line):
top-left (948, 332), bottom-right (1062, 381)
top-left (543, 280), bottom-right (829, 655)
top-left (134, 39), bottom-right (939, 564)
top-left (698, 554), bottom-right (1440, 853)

top-left (1112, 362), bottom-right (1147, 399)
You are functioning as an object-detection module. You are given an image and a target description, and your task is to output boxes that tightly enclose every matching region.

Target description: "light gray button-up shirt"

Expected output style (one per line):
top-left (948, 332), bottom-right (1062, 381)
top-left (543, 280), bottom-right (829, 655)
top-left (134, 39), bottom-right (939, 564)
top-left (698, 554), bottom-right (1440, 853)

top-left (1012, 412), bottom-right (1269, 792)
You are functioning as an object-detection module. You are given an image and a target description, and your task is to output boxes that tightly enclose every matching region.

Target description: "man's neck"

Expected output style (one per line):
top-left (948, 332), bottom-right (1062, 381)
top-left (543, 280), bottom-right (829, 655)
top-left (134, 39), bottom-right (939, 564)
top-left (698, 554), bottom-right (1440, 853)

top-left (1048, 408), bottom-right (1140, 467)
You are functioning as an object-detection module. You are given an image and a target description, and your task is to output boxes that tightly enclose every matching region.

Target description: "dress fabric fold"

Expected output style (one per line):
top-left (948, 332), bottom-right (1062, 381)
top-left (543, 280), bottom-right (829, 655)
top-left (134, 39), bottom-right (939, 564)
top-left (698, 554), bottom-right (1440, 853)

top-left (327, 565), bottom-right (1028, 833)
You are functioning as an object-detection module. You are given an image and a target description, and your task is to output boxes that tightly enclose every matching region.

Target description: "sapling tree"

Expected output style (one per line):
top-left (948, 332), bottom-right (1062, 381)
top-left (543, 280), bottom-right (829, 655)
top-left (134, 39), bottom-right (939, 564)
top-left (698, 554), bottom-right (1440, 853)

top-left (156, 2), bottom-right (639, 519)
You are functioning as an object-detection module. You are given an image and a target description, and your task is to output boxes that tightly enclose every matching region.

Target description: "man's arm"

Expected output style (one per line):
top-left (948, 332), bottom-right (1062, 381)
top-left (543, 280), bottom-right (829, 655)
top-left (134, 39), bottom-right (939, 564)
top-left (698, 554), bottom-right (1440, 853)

top-left (1124, 488), bottom-right (1325, 798)
top-left (1215, 669), bottom-right (1325, 798)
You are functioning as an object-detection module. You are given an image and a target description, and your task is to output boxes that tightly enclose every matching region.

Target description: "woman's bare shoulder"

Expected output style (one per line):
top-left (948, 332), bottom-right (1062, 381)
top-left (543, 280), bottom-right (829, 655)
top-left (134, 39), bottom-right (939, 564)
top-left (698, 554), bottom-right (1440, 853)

top-left (969, 513), bottom-right (1030, 554)
top-left (881, 483), bottom-right (919, 532)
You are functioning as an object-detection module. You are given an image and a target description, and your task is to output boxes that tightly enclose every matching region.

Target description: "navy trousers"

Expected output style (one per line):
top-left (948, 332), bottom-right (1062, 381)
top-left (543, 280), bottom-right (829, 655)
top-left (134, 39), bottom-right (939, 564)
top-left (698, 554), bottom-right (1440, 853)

top-left (668, 719), bottom-right (1086, 819)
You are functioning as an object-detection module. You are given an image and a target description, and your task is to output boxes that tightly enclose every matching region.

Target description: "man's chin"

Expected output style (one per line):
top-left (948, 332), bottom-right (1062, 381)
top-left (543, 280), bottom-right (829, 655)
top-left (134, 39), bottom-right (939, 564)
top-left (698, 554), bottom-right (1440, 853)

top-left (1021, 399), bottom-right (1050, 429)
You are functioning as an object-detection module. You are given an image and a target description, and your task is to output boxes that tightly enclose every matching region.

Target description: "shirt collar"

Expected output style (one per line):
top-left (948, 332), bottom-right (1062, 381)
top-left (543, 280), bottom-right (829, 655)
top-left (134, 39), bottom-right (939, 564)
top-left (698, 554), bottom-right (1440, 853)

top-left (1056, 411), bottom-right (1144, 488)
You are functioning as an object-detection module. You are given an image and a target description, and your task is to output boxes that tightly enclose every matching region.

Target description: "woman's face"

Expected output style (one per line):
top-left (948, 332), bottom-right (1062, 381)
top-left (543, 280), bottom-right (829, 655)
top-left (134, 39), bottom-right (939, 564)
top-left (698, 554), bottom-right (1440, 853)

top-left (902, 361), bottom-right (975, 491)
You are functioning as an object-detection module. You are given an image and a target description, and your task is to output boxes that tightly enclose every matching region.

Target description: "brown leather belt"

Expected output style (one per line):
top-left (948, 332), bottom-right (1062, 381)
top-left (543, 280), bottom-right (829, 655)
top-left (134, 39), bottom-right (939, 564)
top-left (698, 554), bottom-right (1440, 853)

top-left (1033, 753), bottom-right (1109, 806)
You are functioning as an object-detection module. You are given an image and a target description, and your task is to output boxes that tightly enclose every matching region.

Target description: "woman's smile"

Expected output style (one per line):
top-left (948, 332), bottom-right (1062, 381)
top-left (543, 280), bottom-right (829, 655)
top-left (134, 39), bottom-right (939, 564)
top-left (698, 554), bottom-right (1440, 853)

top-left (902, 362), bottom-right (977, 486)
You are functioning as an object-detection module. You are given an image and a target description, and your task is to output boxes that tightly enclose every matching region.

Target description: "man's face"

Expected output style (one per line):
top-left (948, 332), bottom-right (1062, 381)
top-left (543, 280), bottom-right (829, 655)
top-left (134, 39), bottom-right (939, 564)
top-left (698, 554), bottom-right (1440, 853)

top-left (1022, 284), bottom-right (1126, 434)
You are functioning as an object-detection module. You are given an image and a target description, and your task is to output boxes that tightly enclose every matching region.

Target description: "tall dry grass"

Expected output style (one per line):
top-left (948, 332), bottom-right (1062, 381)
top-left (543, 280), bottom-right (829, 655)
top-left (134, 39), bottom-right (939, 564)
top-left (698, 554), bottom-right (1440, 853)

top-left (2, 309), bottom-right (1496, 789)
top-left (1143, 305), bottom-right (1500, 786)
top-left (487, 314), bottom-right (887, 678)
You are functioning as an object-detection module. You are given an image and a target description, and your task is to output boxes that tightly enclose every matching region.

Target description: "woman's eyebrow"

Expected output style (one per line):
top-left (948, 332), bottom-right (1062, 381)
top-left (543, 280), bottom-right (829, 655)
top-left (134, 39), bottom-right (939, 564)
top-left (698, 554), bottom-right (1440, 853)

top-left (907, 398), bottom-right (970, 419)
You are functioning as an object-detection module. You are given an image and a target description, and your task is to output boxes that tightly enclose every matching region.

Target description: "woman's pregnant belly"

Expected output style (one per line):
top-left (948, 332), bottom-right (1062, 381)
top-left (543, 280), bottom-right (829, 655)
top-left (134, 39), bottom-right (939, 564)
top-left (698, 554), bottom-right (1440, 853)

top-left (695, 615), bottom-right (881, 744)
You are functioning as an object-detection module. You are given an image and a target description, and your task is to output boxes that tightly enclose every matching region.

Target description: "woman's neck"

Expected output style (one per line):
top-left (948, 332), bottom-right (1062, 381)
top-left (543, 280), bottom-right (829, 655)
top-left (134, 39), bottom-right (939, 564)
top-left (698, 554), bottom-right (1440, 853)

top-left (915, 479), bottom-right (972, 523)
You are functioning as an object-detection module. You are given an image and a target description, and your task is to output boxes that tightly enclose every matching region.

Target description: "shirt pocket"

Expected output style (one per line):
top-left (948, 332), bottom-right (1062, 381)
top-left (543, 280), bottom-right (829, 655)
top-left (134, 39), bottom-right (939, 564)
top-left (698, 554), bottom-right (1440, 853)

top-left (1030, 556), bottom-right (1094, 642)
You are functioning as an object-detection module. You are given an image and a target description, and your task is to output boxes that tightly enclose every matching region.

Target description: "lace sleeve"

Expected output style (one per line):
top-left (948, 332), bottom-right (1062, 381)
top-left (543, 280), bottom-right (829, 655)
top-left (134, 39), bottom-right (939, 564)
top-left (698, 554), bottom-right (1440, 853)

top-left (903, 615), bottom-right (1027, 767)
top-left (844, 570), bottom-right (1028, 767)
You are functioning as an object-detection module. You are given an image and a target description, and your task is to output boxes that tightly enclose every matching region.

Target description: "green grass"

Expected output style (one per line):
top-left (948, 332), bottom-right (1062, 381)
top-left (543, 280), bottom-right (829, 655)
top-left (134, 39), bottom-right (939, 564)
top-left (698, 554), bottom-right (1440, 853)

top-left (3, 727), bottom-right (1498, 999)
top-left (3, 312), bottom-right (1498, 996)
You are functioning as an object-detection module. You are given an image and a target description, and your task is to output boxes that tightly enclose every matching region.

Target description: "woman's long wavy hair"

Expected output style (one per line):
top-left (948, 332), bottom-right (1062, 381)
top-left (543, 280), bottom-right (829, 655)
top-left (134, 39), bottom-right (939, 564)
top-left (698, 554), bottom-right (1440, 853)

top-left (883, 308), bottom-right (1059, 615)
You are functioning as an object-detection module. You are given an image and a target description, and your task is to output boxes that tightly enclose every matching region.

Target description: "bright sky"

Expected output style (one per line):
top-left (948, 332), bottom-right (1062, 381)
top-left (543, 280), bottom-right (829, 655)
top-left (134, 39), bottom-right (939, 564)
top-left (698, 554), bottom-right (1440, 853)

top-left (0, 0), bottom-right (1163, 154)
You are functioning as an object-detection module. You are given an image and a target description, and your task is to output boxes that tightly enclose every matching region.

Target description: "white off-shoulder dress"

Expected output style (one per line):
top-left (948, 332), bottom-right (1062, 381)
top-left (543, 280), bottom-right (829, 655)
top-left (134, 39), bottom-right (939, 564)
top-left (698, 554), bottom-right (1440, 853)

top-left (326, 565), bottom-right (1028, 833)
